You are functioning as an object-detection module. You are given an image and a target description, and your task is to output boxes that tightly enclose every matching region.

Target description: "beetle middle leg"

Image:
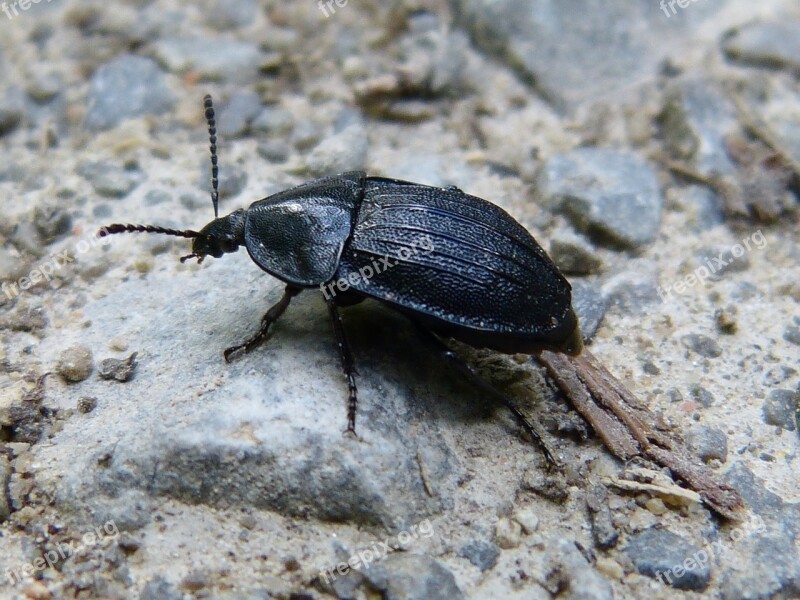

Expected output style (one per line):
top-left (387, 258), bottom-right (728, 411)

top-left (224, 285), bottom-right (302, 362)
top-left (412, 324), bottom-right (559, 467)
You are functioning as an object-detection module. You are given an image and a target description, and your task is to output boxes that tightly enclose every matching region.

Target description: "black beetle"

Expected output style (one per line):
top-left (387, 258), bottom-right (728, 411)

top-left (100, 95), bottom-right (582, 461)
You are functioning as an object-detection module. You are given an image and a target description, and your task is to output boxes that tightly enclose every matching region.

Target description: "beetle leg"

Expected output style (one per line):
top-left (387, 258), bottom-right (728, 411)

top-left (223, 285), bottom-right (302, 362)
top-left (325, 297), bottom-right (359, 436)
top-left (412, 324), bottom-right (559, 467)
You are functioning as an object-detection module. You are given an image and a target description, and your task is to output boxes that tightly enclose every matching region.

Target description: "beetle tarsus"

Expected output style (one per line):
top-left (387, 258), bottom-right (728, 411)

top-left (223, 286), bottom-right (301, 362)
top-left (326, 297), bottom-right (359, 434)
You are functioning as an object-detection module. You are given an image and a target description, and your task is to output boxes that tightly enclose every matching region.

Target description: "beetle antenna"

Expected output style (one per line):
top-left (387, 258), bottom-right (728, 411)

top-left (204, 93), bottom-right (220, 218)
top-left (98, 224), bottom-right (200, 239)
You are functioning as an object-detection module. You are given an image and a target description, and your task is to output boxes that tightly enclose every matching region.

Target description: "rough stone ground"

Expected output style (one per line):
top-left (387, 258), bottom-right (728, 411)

top-left (0, 1), bottom-right (799, 599)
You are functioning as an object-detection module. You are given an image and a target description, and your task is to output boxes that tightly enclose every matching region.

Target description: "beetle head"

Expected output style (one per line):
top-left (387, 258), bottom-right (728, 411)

top-left (187, 209), bottom-right (246, 262)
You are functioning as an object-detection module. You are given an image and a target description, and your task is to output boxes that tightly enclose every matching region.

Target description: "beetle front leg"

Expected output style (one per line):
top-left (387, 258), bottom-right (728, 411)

top-left (223, 285), bottom-right (302, 362)
top-left (412, 324), bottom-right (559, 467)
top-left (325, 297), bottom-right (359, 436)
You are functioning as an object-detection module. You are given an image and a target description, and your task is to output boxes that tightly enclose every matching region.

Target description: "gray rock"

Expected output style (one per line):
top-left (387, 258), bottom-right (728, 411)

top-left (356, 553), bottom-right (464, 600)
top-left (689, 384), bottom-right (715, 408)
top-left (56, 344), bottom-right (94, 383)
top-left (719, 534), bottom-right (800, 600)
top-left (535, 149), bottom-right (663, 248)
top-left (624, 528), bottom-right (711, 591)
top-left (458, 540), bottom-right (500, 571)
top-left (570, 280), bottom-right (608, 342)
top-left (693, 245), bottom-right (751, 279)
top-left (686, 425), bottom-right (728, 463)
top-left (0, 455), bottom-right (10, 521)
top-left (140, 576), bottom-right (182, 600)
top-left (0, 95), bottom-right (23, 136)
top-left (586, 485), bottom-right (618, 549)
top-left (722, 20), bottom-right (800, 72)
top-left (762, 389), bottom-right (798, 431)
top-left (77, 397), bottom-right (98, 414)
top-left (544, 537), bottom-right (613, 600)
top-left (658, 79), bottom-right (738, 176)
top-left (151, 38), bottom-right (262, 83)
top-left (78, 161), bottom-right (143, 198)
top-left (35, 289), bottom-right (463, 532)
top-left (85, 56), bottom-right (174, 130)
top-left (217, 92), bottom-right (263, 138)
top-left (681, 334), bottom-right (722, 359)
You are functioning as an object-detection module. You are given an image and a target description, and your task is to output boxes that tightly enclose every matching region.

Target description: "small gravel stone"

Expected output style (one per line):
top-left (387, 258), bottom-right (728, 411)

top-left (204, 0), bottom-right (258, 29)
top-left (689, 385), bottom-right (715, 408)
top-left (624, 528), bottom-right (711, 591)
top-left (251, 106), bottom-right (295, 136)
top-left (256, 140), bottom-right (290, 163)
top-left (681, 334), bottom-right (722, 358)
top-left (77, 397), bottom-right (98, 414)
top-left (458, 540), bottom-right (500, 571)
top-left (85, 56), bottom-right (174, 130)
top-left (98, 352), bottom-right (138, 382)
top-left (304, 117), bottom-right (368, 177)
top-left (535, 148), bottom-right (663, 248)
top-left (144, 189), bottom-right (171, 206)
top-left (715, 307), bottom-right (738, 334)
top-left (513, 507), bottom-right (539, 534)
top-left (353, 553), bottom-right (464, 600)
top-left (57, 345), bottom-right (94, 383)
top-left (762, 389), bottom-right (798, 431)
top-left (686, 426), bottom-right (728, 463)
top-left (78, 161), bottom-right (143, 198)
top-left (494, 517), bottom-right (522, 549)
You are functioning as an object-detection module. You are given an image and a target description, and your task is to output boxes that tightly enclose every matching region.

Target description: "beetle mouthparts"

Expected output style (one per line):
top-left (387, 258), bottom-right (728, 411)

top-left (180, 253), bottom-right (205, 264)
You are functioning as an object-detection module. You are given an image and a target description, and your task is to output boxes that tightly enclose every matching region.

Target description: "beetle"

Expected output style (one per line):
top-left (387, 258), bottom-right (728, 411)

top-left (100, 94), bottom-right (583, 463)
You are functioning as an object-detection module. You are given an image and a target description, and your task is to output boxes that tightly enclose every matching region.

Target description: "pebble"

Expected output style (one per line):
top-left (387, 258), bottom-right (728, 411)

top-left (304, 118), bottom-right (368, 177)
top-left (33, 206), bottom-right (72, 244)
top-left (350, 553), bottom-right (464, 600)
top-left (85, 56), bottom-right (174, 130)
top-left (458, 540), bottom-right (500, 571)
top-left (494, 517), bottom-right (522, 549)
top-left (624, 528), bottom-right (711, 591)
top-left (544, 537), bottom-right (613, 600)
top-left (783, 325), bottom-right (800, 346)
top-left (204, 0), bottom-right (259, 29)
top-left (535, 148), bottom-right (663, 248)
top-left (77, 397), bottom-right (98, 414)
top-left (686, 425), bottom-right (728, 463)
top-left (762, 389), bottom-right (798, 431)
top-left (77, 161), bottom-right (143, 198)
top-left (251, 106), bottom-right (295, 136)
top-left (681, 334), bottom-right (722, 358)
top-left (98, 353), bottom-right (138, 382)
top-left (256, 140), bottom-right (290, 163)
top-left (56, 345), bottom-right (94, 383)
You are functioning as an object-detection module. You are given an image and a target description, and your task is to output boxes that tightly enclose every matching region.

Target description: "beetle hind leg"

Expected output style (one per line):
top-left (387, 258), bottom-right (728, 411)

top-left (412, 324), bottom-right (559, 467)
top-left (223, 285), bottom-right (302, 362)
top-left (326, 297), bottom-right (359, 436)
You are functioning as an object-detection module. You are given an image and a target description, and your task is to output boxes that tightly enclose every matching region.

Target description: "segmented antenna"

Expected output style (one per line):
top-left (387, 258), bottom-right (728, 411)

top-left (99, 224), bottom-right (200, 238)
top-left (204, 94), bottom-right (220, 218)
